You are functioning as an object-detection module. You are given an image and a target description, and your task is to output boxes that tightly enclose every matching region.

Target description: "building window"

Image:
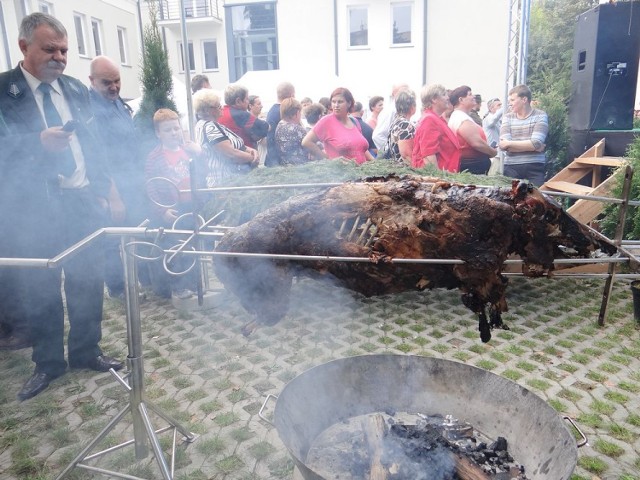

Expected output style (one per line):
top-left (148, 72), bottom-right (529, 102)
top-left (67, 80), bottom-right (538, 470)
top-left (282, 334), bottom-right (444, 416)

top-left (184, 0), bottom-right (209, 18)
top-left (117, 27), bottom-right (128, 65)
top-left (202, 40), bottom-right (218, 71)
top-left (227, 2), bottom-right (278, 81)
top-left (73, 13), bottom-right (87, 56)
top-left (39, 1), bottom-right (53, 14)
top-left (348, 6), bottom-right (368, 47)
top-left (391, 2), bottom-right (412, 45)
top-left (179, 41), bottom-right (195, 72)
top-left (91, 19), bottom-right (103, 56)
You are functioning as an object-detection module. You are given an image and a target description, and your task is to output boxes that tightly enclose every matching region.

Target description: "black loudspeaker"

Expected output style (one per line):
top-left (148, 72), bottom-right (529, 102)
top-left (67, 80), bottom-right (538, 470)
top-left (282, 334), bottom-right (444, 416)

top-left (569, 1), bottom-right (640, 131)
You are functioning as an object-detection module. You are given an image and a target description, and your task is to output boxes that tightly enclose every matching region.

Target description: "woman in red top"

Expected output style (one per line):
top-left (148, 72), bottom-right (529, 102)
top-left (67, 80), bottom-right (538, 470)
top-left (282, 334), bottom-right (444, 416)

top-left (412, 84), bottom-right (461, 172)
top-left (447, 85), bottom-right (497, 175)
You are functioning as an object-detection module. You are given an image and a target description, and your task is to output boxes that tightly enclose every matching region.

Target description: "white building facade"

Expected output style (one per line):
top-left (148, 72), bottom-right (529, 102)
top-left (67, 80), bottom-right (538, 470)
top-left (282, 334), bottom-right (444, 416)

top-left (0, 0), bottom-right (511, 111)
top-left (0, 0), bottom-right (142, 98)
top-left (150, 0), bottom-right (510, 109)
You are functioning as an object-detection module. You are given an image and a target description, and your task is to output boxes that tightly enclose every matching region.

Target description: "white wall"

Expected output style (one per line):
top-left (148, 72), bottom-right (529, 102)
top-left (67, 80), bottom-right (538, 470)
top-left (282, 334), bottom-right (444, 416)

top-left (142, 0), bottom-right (511, 112)
top-left (275, 0), bottom-right (509, 110)
top-left (425, 0), bottom-right (509, 104)
top-left (0, 0), bottom-right (141, 98)
top-left (274, 0), bottom-right (335, 98)
top-left (336, 0), bottom-right (425, 104)
top-left (157, 19), bottom-right (228, 93)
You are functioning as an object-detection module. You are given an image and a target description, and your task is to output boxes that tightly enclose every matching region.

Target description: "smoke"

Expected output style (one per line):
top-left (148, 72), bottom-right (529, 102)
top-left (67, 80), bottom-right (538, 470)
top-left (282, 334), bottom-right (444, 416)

top-left (305, 413), bottom-right (459, 480)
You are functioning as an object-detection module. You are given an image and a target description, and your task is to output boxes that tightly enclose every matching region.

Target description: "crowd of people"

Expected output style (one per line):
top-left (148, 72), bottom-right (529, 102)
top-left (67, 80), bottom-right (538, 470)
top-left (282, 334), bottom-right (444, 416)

top-left (0, 11), bottom-right (550, 401)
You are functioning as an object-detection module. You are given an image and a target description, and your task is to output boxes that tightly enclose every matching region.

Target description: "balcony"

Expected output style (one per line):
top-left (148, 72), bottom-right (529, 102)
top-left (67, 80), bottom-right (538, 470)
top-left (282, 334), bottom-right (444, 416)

top-left (157, 0), bottom-right (221, 22)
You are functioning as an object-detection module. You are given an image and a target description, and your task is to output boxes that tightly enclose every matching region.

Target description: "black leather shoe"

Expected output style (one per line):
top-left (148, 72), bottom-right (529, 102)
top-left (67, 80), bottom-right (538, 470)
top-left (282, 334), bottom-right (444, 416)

top-left (17, 372), bottom-right (59, 401)
top-left (71, 355), bottom-right (124, 372)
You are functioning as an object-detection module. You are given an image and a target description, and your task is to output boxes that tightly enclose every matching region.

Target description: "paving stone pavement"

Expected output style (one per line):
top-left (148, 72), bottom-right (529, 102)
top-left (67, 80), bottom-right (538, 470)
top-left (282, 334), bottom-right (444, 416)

top-left (1, 274), bottom-right (640, 479)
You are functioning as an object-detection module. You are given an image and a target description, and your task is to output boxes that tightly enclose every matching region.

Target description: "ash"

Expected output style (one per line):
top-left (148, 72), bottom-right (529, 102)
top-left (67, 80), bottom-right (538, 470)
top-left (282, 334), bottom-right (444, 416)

top-left (386, 414), bottom-right (529, 479)
top-left (305, 412), bottom-right (529, 479)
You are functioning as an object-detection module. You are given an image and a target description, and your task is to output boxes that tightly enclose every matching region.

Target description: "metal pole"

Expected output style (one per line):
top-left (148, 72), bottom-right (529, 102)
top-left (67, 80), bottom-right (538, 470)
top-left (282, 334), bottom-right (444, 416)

top-left (57, 232), bottom-right (195, 479)
top-left (517, 0), bottom-right (531, 85)
top-left (598, 165), bottom-right (634, 325)
top-left (178, 0), bottom-right (195, 139)
top-left (121, 236), bottom-right (148, 459)
top-left (189, 159), bottom-right (204, 305)
top-left (504, 0), bottom-right (515, 105)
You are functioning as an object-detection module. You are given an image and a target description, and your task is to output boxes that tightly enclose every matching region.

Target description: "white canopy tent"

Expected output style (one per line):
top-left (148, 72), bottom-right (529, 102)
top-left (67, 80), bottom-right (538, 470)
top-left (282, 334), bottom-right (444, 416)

top-left (128, 75), bottom-right (192, 119)
top-left (236, 69), bottom-right (345, 111)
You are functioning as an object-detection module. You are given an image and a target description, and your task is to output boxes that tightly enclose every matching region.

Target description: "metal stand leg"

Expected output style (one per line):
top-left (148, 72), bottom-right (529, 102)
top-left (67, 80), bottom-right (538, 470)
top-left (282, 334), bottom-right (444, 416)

top-left (599, 165), bottom-right (634, 326)
top-left (56, 236), bottom-right (196, 480)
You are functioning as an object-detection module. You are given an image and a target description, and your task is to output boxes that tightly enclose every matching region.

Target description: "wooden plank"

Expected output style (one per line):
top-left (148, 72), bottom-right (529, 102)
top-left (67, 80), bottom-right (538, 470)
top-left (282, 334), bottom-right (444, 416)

top-left (553, 263), bottom-right (609, 274)
top-left (503, 258), bottom-right (609, 274)
top-left (544, 181), bottom-right (593, 195)
top-left (581, 138), bottom-right (606, 159)
top-left (572, 157), bottom-right (625, 167)
top-left (567, 173), bottom-right (619, 224)
top-left (540, 168), bottom-right (591, 189)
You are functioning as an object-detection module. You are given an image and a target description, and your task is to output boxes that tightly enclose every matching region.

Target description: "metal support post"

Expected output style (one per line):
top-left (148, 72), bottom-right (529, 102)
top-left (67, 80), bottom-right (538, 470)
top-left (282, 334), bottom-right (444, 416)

top-left (56, 235), bottom-right (195, 480)
top-left (599, 165), bottom-right (634, 326)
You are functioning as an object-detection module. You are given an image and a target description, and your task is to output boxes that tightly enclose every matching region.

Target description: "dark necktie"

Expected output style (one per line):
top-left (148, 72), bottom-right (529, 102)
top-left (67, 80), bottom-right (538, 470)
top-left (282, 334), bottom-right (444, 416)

top-left (38, 83), bottom-right (76, 177)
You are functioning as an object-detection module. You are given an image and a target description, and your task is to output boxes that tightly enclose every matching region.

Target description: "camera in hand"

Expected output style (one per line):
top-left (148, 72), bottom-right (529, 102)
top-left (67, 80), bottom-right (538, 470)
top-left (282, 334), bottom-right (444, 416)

top-left (62, 120), bottom-right (79, 132)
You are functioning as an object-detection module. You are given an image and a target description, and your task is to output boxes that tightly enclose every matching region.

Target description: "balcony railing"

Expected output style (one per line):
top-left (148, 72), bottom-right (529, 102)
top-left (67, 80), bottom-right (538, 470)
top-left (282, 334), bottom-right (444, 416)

top-left (157, 0), bottom-right (221, 21)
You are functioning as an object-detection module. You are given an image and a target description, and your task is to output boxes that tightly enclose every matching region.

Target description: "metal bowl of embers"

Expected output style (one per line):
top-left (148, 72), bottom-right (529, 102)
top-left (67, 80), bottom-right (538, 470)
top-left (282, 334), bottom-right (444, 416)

top-left (262, 355), bottom-right (582, 480)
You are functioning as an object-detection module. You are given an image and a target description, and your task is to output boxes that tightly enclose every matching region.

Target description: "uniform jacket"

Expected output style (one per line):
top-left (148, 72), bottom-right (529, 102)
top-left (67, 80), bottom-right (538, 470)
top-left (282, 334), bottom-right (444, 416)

top-left (0, 65), bottom-right (110, 255)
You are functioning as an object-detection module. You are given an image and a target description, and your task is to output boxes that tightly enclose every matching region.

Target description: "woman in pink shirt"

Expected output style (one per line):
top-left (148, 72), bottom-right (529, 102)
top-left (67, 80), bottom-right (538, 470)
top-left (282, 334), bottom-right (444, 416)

top-left (302, 87), bottom-right (373, 165)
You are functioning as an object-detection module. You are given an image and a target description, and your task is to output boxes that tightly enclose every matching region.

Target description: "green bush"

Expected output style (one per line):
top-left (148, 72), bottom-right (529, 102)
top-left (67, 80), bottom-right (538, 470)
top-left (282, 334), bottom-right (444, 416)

top-left (538, 90), bottom-right (570, 179)
top-left (600, 135), bottom-right (640, 240)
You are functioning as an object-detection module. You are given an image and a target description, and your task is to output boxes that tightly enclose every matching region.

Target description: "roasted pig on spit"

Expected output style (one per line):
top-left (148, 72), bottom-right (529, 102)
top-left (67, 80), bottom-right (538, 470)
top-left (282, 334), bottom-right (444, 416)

top-left (214, 175), bottom-right (617, 341)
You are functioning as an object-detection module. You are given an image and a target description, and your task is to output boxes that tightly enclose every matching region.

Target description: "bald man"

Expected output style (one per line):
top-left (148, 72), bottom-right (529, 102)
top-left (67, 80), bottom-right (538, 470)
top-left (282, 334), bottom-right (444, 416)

top-left (0, 14), bottom-right (123, 400)
top-left (89, 56), bottom-right (143, 298)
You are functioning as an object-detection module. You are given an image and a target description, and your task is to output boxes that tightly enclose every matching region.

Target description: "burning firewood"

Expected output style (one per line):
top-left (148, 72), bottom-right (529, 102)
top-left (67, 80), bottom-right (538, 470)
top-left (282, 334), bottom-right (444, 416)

top-left (454, 454), bottom-right (491, 480)
top-left (214, 175), bottom-right (616, 341)
top-left (362, 414), bottom-right (388, 480)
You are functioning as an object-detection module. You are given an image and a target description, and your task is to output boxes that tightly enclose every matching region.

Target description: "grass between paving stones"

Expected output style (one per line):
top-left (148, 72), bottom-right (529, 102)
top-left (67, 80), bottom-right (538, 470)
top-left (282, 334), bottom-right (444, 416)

top-left (577, 456), bottom-right (608, 475)
top-left (593, 439), bottom-right (626, 458)
top-left (1, 276), bottom-right (639, 479)
top-left (215, 454), bottom-right (245, 474)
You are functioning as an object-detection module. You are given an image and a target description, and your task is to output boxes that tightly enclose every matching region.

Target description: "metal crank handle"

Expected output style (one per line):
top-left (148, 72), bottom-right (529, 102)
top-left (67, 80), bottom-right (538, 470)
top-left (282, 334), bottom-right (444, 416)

top-left (259, 394), bottom-right (278, 426)
top-left (563, 415), bottom-right (588, 447)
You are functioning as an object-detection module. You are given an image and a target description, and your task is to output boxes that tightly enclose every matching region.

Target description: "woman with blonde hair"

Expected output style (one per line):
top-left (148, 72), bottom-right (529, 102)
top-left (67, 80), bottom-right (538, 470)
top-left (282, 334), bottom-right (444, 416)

top-left (275, 98), bottom-right (310, 165)
top-left (385, 89), bottom-right (416, 165)
top-left (192, 89), bottom-right (258, 186)
top-left (412, 84), bottom-right (460, 172)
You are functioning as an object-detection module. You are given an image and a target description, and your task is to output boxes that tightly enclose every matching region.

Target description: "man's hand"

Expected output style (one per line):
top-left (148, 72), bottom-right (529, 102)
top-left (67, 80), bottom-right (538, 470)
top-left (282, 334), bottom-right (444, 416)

top-left (163, 208), bottom-right (179, 225)
top-left (182, 141), bottom-right (202, 158)
top-left (109, 196), bottom-right (126, 224)
top-left (247, 147), bottom-right (259, 167)
top-left (40, 127), bottom-right (72, 152)
top-left (534, 143), bottom-right (546, 153)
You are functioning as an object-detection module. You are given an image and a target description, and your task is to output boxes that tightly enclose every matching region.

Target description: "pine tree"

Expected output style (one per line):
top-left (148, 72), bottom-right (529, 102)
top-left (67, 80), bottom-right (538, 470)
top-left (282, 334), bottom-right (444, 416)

top-left (134, 1), bottom-right (177, 151)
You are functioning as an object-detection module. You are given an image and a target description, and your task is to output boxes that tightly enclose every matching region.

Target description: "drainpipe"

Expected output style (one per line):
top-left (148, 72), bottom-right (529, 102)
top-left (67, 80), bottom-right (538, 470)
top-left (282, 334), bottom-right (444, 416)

top-left (178, 0), bottom-right (194, 139)
top-left (422, 0), bottom-right (428, 85)
top-left (136, 0), bottom-right (146, 61)
top-left (0, 3), bottom-right (11, 70)
top-left (333, 0), bottom-right (339, 76)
